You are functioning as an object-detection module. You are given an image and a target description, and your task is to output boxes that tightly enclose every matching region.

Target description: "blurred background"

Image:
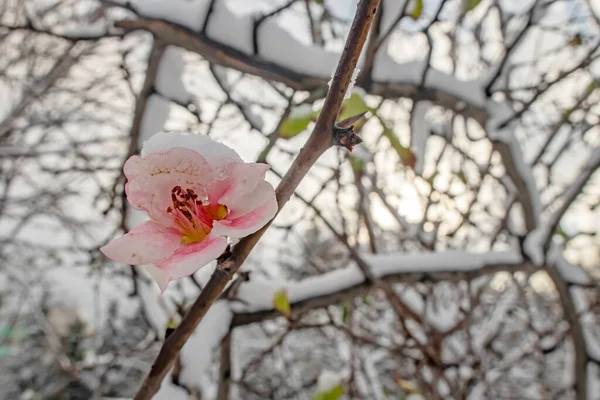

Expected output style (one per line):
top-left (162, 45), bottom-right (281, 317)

top-left (0, 0), bottom-right (599, 399)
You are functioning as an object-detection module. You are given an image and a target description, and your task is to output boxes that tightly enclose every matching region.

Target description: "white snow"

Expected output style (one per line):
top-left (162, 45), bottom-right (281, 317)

top-left (259, 18), bottom-right (338, 79)
top-left (153, 373), bottom-right (189, 400)
top-left (126, 0), bottom-right (498, 118)
top-left (289, 104), bottom-right (314, 120)
top-left (487, 100), bottom-right (542, 228)
top-left (316, 369), bottom-right (346, 392)
top-left (234, 266), bottom-right (364, 312)
top-left (523, 226), bottom-right (545, 266)
top-left (205, 0), bottom-right (253, 55)
top-left (362, 349), bottom-right (388, 400)
top-left (558, 149), bottom-right (600, 214)
top-left (233, 250), bottom-right (523, 313)
top-left (367, 250), bottom-right (523, 276)
top-left (410, 101), bottom-right (431, 175)
top-left (56, 21), bottom-right (112, 39)
top-left (178, 300), bottom-right (233, 387)
top-left (587, 362), bottom-right (600, 399)
top-left (211, 66), bottom-right (265, 130)
top-left (583, 317), bottom-right (600, 363)
top-left (156, 46), bottom-right (195, 106)
top-left (140, 95), bottom-right (170, 142)
top-left (140, 131), bottom-right (243, 167)
top-left (372, 51), bottom-right (487, 108)
top-left (379, 0), bottom-right (409, 34)
top-left (129, 0), bottom-right (210, 31)
top-left (425, 294), bottom-right (461, 333)
top-left (372, 56), bottom-right (422, 85)
top-left (44, 266), bottom-right (138, 330)
top-left (352, 144), bottom-right (373, 163)
top-left (137, 275), bottom-right (171, 335)
top-left (548, 244), bottom-right (591, 285)
top-left (569, 287), bottom-right (588, 314)
top-left (472, 284), bottom-right (518, 352)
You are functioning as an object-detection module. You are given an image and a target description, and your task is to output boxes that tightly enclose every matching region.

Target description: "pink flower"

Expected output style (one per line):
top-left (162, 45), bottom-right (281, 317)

top-left (100, 132), bottom-right (277, 292)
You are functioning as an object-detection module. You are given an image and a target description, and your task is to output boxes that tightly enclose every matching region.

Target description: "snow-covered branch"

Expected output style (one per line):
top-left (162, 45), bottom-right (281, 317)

top-left (113, 1), bottom-right (490, 123)
top-left (232, 250), bottom-right (530, 327)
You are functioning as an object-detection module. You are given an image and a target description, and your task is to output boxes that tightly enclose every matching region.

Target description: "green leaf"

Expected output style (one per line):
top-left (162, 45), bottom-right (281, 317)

top-left (342, 302), bottom-right (352, 325)
top-left (279, 114), bottom-right (314, 139)
top-left (410, 0), bottom-right (423, 19)
top-left (427, 170), bottom-right (439, 184)
top-left (349, 155), bottom-right (364, 171)
top-left (273, 289), bottom-right (292, 319)
top-left (314, 0), bottom-right (323, 3)
top-left (555, 226), bottom-right (570, 241)
top-left (464, 0), bottom-right (481, 12)
top-left (313, 385), bottom-right (344, 400)
top-left (381, 125), bottom-right (416, 169)
top-left (165, 318), bottom-right (178, 338)
top-left (338, 92), bottom-right (372, 122)
top-left (584, 80), bottom-right (599, 95)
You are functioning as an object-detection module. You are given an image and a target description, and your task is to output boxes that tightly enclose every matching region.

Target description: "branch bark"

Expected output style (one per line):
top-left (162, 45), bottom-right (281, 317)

top-left (131, 1), bottom-right (381, 398)
top-left (216, 332), bottom-right (232, 400)
top-left (546, 265), bottom-right (588, 400)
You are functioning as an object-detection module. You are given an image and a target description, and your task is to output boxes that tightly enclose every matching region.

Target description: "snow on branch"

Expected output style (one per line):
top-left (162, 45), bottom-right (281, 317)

top-left (487, 101), bottom-right (542, 231)
top-left (410, 100), bottom-right (431, 176)
top-left (155, 46), bottom-right (197, 106)
top-left (524, 148), bottom-right (600, 265)
top-left (541, 149), bottom-right (600, 248)
top-left (113, 1), bottom-right (491, 122)
top-left (231, 250), bottom-right (527, 326)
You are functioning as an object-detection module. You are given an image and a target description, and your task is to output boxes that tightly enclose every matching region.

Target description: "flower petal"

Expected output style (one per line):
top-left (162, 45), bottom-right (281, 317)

top-left (156, 234), bottom-right (228, 283)
top-left (209, 162), bottom-right (271, 205)
top-left (144, 264), bottom-right (171, 293)
top-left (141, 131), bottom-right (242, 171)
top-left (100, 221), bottom-right (181, 265)
top-left (124, 147), bottom-right (213, 225)
top-left (212, 181), bottom-right (278, 238)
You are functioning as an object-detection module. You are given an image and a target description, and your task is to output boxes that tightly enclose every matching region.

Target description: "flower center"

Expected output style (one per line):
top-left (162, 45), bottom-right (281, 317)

top-left (167, 186), bottom-right (228, 244)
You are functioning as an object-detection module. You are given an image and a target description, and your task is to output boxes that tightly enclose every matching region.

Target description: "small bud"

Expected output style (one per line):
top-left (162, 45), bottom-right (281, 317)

top-left (334, 126), bottom-right (363, 151)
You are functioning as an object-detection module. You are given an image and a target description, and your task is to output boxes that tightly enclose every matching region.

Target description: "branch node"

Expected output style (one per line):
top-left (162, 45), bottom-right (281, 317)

top-left (334, 125), bottom-right (363, 151)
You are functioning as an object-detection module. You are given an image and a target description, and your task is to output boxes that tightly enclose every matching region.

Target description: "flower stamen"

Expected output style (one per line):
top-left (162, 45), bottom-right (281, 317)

top-left (168, 186), bottom-right (228, 243)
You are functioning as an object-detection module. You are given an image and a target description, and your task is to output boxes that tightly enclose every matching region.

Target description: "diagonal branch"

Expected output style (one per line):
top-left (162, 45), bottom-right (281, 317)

top-left (131, 1), bottom-right (381, 398)
top-left (541, 149), bottom-right (600, 250)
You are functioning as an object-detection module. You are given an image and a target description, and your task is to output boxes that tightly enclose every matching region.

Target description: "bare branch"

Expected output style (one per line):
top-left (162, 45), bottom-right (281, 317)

top-left (131, 1), bottom-right (381, 398)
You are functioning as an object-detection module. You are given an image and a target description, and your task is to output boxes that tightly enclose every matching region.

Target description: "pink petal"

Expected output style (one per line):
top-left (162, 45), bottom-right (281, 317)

top-left (144, 264), bottom-right (171, 293)
top-left (141, 132), bottom-right (243, 171)
top-left (100, 221), bottom-right (181, 265)
top-left (209, 162), bottom-right (271, 205)
top-left (156, 234), bottom-right (228, 283)
top-left (124, 148), bottom-right (213, 225)
top-left (212, 181), bottom-right (278, 238)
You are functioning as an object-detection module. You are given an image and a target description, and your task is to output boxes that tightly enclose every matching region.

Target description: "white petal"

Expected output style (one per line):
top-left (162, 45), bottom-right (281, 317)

top-left (141, 131), bottom-right (242, 170)
top-left (144, 264), bottom-right (171, 293)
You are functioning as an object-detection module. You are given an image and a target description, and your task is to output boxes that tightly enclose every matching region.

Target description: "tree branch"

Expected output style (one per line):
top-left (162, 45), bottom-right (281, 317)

top-left (231, 252), bottom-right (535, 327)
top-left (113, 17), bottom-right (488, 123)
top-left (131, 1), bottom-right (381, 398)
